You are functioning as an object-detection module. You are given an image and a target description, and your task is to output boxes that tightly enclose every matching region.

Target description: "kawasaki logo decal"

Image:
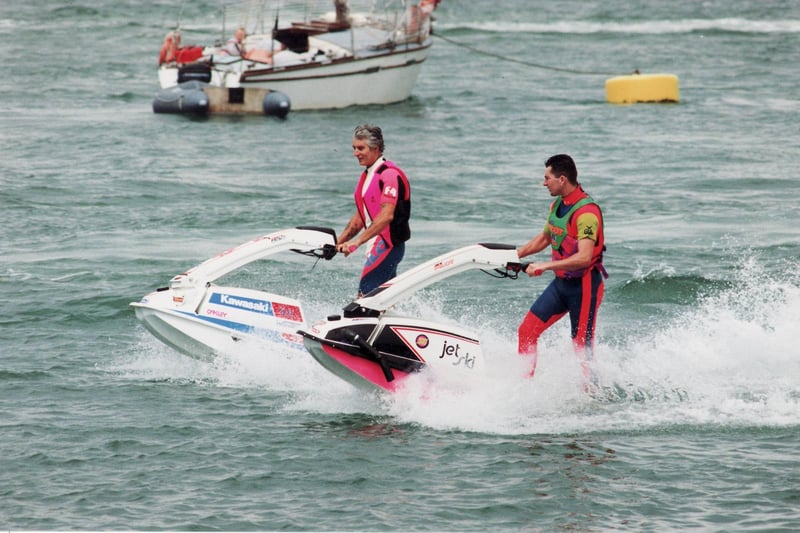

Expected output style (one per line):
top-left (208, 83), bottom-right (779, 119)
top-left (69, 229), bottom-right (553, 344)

top-left (210, 293), bottom-right (274, 315)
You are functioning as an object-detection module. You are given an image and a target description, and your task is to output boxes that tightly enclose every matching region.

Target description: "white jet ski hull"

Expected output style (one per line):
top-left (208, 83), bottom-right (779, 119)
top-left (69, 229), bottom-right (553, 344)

top-left (131, 226), bottom-right (337, 360)
top-left (299, 243), bottom-right (525, 392)
top-left (301, 314), bottom-right (483, 392)
top-left (133, 286), bottom-right (306, 360)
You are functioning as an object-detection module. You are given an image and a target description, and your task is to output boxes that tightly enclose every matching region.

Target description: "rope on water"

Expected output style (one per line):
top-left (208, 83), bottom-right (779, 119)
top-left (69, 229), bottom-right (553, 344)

top-left (433, 32), bottom-right (621, 76)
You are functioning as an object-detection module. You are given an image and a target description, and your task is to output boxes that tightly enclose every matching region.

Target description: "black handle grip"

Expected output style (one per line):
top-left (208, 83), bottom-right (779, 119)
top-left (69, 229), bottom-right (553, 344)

top-left (506, 262), bottom-right (530, 273)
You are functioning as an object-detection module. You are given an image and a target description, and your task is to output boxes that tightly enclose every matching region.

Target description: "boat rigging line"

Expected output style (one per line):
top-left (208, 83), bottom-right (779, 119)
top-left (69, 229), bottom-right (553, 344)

top-left (432, 32), bottom-right (620, 76)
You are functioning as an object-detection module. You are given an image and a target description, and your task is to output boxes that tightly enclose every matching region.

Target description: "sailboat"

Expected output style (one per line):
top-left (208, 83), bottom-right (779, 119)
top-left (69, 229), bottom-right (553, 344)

top-left (154, 0), bottom-right (441, 114)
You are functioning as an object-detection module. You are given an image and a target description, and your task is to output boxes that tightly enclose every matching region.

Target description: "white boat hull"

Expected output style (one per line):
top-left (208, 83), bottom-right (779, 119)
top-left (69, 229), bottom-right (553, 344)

top-left (239, 45), bottom-right (430, 109)
top-left (159, 43), bottom-right (430, 111)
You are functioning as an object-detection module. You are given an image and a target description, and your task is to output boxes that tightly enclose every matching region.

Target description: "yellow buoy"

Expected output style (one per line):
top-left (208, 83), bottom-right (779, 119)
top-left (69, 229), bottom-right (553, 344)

top-left (605, 73), bottom-right (679, 104)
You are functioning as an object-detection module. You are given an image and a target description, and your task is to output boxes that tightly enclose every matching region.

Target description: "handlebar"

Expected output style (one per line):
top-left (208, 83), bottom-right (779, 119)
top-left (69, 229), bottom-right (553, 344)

top-left (291, 243), bottom-right (338, 260)
top-left (506, 262), bottom-right (543, 276)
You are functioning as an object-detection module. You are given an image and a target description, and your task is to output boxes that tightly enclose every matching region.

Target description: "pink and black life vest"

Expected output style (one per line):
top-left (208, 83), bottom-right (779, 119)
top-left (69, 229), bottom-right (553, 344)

top-left (354, 160), bottom-right (411, 247)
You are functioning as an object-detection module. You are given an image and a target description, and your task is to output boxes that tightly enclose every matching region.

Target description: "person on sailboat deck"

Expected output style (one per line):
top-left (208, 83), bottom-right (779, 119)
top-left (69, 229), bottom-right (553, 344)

top-left (336, 124), bottom-right (412, 297)
top-left (221, 27), bottom-right (246, 56)
top-left (158, 29), bottom-right (181, 65)
top-left (516, 154), bottom-right (607, 391)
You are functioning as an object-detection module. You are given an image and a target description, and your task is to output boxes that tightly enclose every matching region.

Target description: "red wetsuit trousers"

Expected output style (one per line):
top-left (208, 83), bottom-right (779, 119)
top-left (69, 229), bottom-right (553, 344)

top-left (518, 269), bottom-right (604, 384)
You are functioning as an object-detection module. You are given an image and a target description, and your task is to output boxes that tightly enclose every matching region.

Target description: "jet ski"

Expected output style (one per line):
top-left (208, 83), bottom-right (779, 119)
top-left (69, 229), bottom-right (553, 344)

top-left (298, 242), bottom-right (528, 392)
top-left (131, 226), bottom-right (337, 360)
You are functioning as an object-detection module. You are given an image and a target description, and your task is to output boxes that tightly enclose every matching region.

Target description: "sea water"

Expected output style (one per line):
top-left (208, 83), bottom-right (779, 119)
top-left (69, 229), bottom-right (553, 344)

top-left (1, 0), bottom-right (799, 530)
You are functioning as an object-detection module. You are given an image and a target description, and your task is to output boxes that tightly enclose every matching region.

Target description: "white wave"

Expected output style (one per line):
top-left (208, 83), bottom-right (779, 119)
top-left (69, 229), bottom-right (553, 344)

top-left (120, 252), bottom-right (800, 435)
top-left (385, 254), bottom-right (800, 434)
top-left (121, 329), bottom-right (347, 392)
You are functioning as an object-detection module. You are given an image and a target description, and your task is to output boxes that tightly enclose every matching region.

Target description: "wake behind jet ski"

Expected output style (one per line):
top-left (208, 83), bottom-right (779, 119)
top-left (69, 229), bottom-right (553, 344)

top-left (299, 243), bottom-right (529, 392)
top-left (131, 226), bottom-right (336, 360)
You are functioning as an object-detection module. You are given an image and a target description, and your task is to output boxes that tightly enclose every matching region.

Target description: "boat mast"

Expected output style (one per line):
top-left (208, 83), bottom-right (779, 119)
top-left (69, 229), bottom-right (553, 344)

top-left (221, 4), bottom-right (227, 45)
top-left (176, 0), bottom-right (186, 29)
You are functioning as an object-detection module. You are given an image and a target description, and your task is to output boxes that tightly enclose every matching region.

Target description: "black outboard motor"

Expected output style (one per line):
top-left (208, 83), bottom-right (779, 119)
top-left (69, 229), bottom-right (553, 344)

top-left (177, 62), bottom-right (212, 83)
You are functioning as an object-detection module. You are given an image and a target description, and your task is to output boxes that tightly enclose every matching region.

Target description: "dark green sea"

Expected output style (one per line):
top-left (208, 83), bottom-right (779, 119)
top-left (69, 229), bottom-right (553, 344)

top-left (2, 0), bottom-right (799, 530)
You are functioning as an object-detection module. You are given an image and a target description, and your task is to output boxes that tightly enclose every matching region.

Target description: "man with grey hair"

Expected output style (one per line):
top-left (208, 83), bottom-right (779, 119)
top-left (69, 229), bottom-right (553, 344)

top-left (336, 124), bottom-right (411, 296)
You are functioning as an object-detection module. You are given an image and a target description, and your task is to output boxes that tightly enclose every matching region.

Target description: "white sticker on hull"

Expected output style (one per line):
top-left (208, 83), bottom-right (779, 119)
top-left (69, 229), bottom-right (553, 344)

top-left (390, 326), bottom-right (480, 370)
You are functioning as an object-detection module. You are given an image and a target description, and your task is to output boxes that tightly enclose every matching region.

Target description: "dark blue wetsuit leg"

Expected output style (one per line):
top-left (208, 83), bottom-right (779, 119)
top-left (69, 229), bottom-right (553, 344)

top-left (359, 241), bottom-right (405, 296)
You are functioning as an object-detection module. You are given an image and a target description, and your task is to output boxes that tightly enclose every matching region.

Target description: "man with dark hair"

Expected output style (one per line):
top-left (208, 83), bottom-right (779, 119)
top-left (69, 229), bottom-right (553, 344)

top-left (336, 124), bottom-right (411, 296)
top-left (516, 154), bottom-right (607, 389)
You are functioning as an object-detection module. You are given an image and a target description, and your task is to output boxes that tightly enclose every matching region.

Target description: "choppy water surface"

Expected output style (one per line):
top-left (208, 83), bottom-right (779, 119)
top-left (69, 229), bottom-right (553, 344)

top-left (1, 0), bottom-right (799, 530)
